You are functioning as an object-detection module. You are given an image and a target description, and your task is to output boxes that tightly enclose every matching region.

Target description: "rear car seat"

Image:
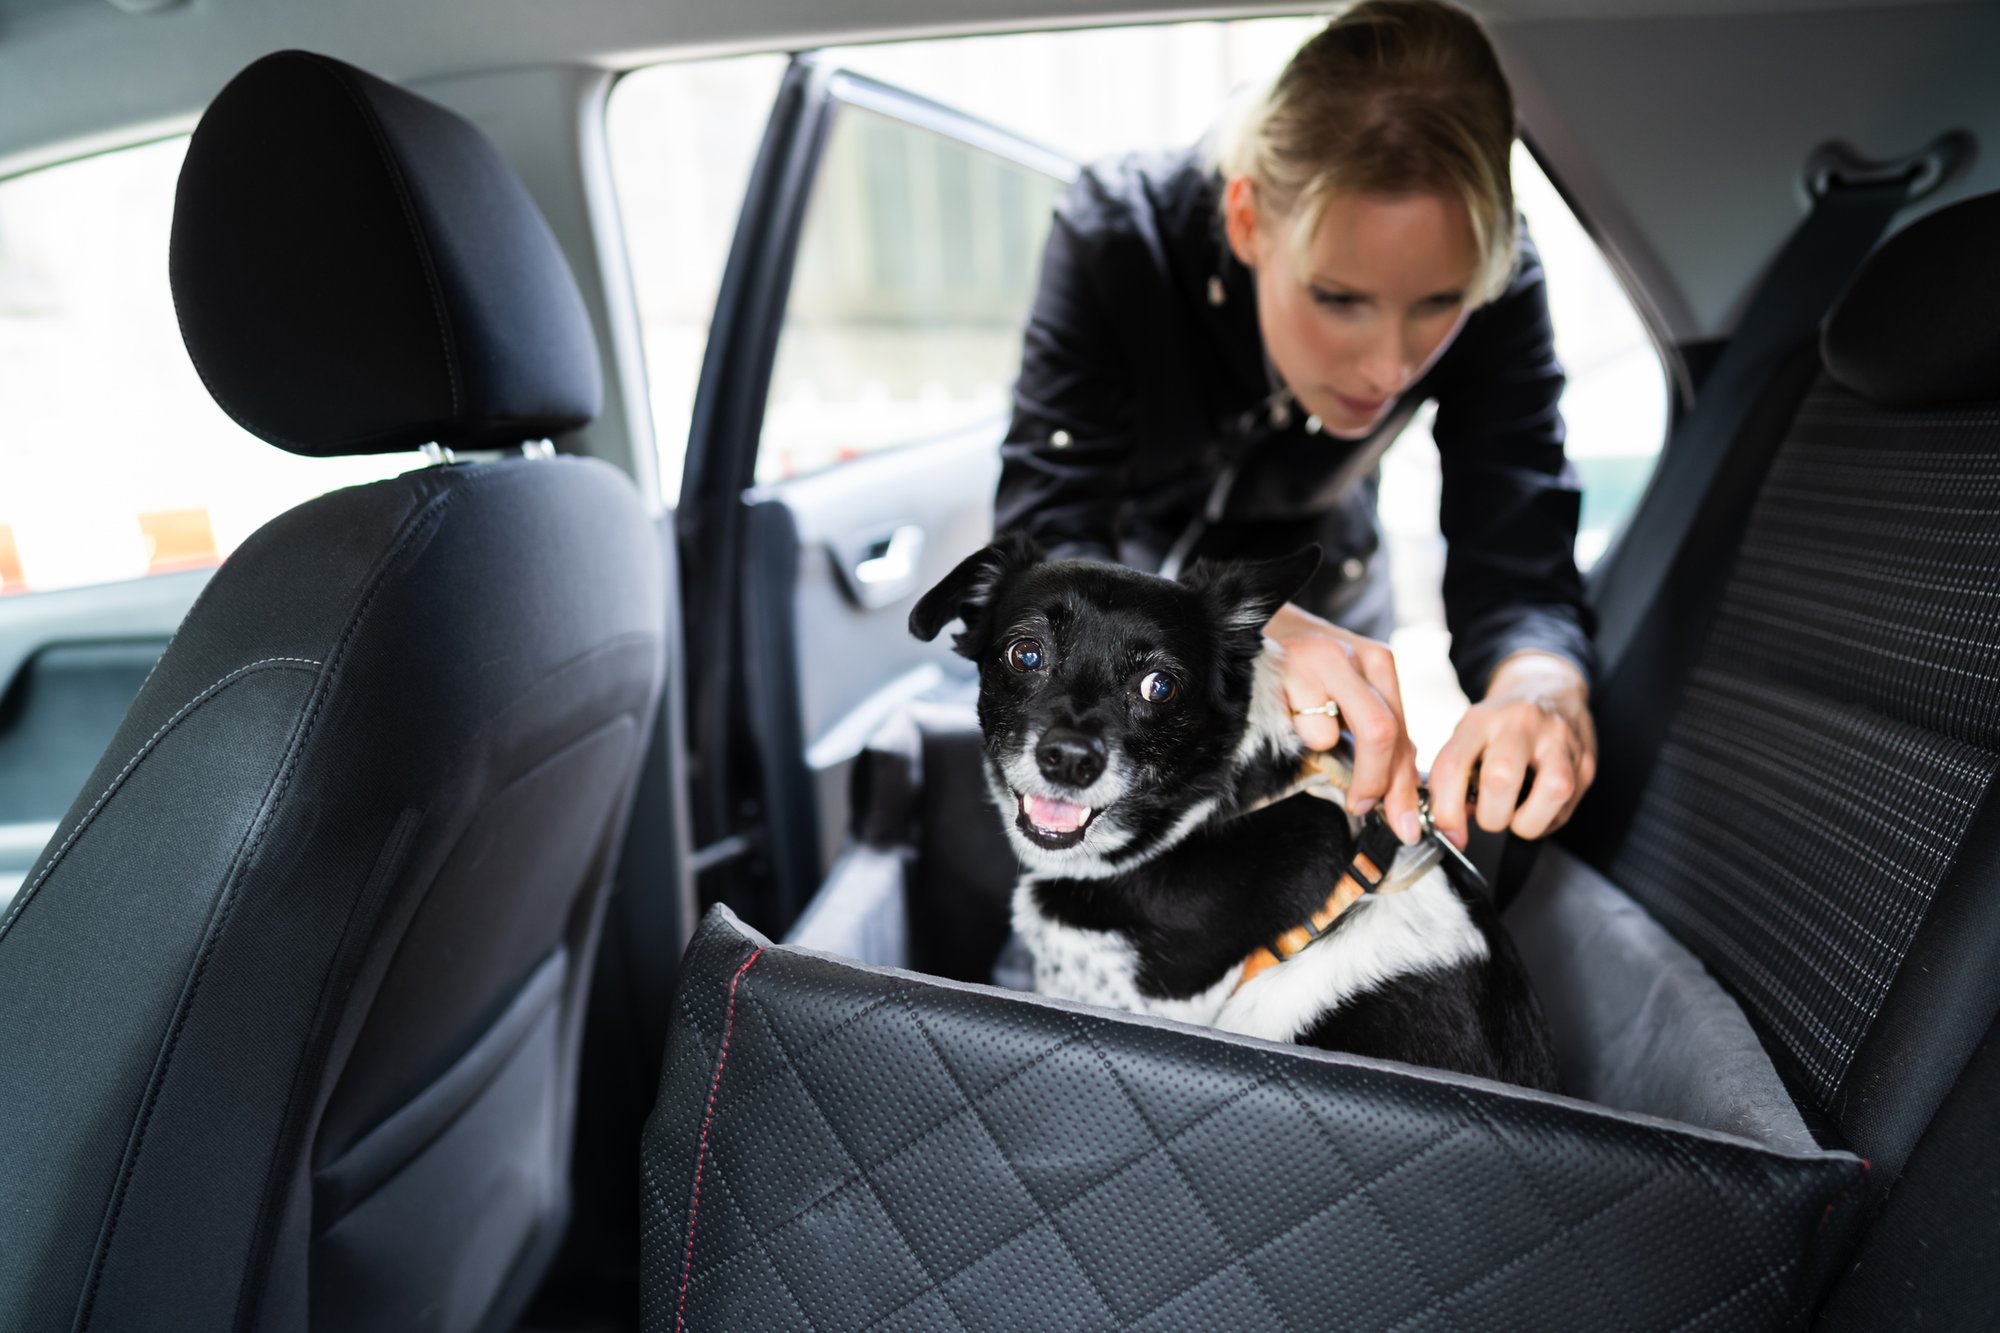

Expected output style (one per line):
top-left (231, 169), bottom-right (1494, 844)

top-left (641, 189), bottom-right (2000, 1330)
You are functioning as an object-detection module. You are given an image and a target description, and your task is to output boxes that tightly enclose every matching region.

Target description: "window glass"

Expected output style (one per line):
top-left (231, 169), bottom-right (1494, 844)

top-left (757, 105), bottom-right (1065, 484)
top-left (606, 54), bottom-right (789, 502)
top-left (0, 139), bottom-right (412, 596)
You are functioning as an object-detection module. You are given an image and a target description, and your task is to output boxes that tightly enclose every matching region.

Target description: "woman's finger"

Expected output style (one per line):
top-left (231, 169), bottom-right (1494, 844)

top-left (1472, 719), bottom-right (1535, 833)
top-left (1546, 724), bottom-right (1596, 834)
top-left (1425, 722), bottom-right (1485, 848)
top-left (1281, 667), bottom-right (1346, 752)
top-left (1306, 641), bottom-right (1407, 814)
top-left (1383, 734), bottom-right (1426, 843)
top-left (1342, 639), bottom-right (1425, 835)
top-left (1509, 725), bottom-right (1580, 840)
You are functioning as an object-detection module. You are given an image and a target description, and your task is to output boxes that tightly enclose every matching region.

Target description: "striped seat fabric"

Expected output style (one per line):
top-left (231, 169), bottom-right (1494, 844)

top-left (1608, 384), bottom-right (2000, 1111)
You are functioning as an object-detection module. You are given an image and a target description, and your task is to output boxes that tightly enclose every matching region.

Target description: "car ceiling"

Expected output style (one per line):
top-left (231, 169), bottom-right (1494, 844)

top-left (0, 0), bottom-right (1992, 347)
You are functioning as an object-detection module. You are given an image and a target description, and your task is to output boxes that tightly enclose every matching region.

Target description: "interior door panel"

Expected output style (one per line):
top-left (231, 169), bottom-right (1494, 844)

top-left (0, 568), bottom-right (209, 905)
top-left (679, 56), bottom-right (1071, 931)
top-left (757, 425), bottom-right (999, 874)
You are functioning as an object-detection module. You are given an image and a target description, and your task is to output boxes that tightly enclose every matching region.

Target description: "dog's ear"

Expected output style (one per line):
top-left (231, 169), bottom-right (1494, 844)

top-left (909, 531), bottom-right (1043, 657)
top-left (1182, 544), bottom-right (1322, 641)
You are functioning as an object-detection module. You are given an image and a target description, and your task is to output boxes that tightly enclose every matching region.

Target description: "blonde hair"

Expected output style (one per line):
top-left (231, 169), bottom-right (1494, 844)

top-left (1217, 0), bottom-right (1519, 306)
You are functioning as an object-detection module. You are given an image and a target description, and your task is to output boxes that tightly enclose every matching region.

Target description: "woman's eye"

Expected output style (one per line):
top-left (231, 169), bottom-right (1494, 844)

top-left (1309, 287), bottom-right (1361, 311)
top-left (1005, 638), bottom-right (1046, 673)
top-left (1138, 670), bottom-right (1179, 704)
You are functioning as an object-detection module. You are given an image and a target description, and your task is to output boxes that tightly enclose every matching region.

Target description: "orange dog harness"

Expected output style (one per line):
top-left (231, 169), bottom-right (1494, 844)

top-left (1232, 750), bottom-right (1453, 993)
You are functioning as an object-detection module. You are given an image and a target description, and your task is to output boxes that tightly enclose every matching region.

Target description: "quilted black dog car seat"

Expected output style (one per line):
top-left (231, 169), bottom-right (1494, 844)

top-left (648, 889), bottom-right (1864, 1332)
top-left (642, 188), bottom-right (2000, 1330)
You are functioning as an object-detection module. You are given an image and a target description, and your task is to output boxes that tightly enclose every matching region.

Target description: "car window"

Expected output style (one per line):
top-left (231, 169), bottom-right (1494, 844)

top-left (0, 138), bottom-right (412, 596)
top-left (757, 102), bottom-right (1066, 485)
top-left (606, 54), bottom-right (790, 503)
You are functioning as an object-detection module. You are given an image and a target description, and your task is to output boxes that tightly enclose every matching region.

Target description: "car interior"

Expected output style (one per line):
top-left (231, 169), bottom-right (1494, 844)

top-left (1, 0), bottom-right (1997, 1330)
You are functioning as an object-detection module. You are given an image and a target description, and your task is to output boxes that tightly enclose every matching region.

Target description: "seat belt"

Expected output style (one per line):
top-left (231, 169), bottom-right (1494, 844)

top-left (1589, 174), bottom-right (1917, 681)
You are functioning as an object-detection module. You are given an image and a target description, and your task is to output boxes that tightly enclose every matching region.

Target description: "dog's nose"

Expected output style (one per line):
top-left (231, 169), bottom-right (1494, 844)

top-left (1036, 728), bottom-right (1106, 788)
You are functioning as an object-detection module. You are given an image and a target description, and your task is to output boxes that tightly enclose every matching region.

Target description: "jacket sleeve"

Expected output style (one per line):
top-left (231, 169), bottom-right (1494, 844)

top-left (1430, 237), bottom-right (1597, 697)
top-left (994, 190), bottom-right (1137, 564)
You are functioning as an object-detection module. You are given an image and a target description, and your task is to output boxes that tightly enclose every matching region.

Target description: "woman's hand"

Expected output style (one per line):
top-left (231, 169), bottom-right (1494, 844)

top-left (1264, 602), bottom-right (1426, 844)
top-left (1426, 651), bottom-right (1596, 848)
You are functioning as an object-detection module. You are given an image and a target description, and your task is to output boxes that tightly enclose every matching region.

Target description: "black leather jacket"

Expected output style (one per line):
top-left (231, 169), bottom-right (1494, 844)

top-left (995, 146), bottom-right (1595, 696)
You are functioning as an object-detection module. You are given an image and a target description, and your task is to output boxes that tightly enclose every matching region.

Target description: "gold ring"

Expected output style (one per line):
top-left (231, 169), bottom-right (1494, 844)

top-left (1293, 702), bottom-right (1340, 718)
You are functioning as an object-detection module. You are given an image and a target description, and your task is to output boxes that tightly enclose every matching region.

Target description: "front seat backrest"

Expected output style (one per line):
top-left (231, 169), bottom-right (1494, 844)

top-left (0, 51), bottom-right (665, 1333)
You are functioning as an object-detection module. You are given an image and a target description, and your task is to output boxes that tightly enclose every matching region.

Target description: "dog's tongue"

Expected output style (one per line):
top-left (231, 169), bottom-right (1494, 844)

top-left (1024, 793), bottom-right (1092, 833)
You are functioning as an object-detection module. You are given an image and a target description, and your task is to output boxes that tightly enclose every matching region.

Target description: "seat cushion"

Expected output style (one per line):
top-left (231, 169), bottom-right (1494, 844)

top-left (1505, 844), bottom-right (1816, 1153)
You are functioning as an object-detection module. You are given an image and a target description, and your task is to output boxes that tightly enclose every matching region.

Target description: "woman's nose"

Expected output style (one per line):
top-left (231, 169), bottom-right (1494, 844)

top-left (1357, 322), bottom-right (1413, 396)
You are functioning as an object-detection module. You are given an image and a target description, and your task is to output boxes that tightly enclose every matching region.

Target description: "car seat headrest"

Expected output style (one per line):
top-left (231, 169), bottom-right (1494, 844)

top-left (1822, 189), bottom-right (2000, 408)
top-left (169, 50), bottom-right (601, 457)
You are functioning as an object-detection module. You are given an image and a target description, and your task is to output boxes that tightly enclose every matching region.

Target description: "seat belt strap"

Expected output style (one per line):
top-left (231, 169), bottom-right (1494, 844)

top-left (1590, 176), bottom-right (1916, 680)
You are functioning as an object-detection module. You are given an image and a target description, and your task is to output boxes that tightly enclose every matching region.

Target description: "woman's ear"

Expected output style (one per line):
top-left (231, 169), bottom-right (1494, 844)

top-left (1223, 176), bottom-right (1261, 269)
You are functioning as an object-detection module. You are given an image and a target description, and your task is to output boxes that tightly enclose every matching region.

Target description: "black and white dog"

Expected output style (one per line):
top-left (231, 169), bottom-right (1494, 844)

top-left (910, 533), bottom-right (1557, 1091)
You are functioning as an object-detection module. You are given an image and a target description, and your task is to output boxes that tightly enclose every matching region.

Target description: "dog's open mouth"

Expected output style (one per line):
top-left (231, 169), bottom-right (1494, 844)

top-left (1016, 791), bottom-right (1099, 849)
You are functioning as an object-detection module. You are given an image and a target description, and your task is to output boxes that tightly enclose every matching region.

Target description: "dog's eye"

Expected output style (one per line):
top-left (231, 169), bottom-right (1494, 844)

top-left (1005, 638), bottom-right (1046, 673)
top-left (1139, 671), bottom-right (1179, 704)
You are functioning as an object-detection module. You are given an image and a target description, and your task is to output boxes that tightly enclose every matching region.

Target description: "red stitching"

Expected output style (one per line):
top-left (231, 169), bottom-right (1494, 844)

top-left (676, 946), bottom-right (765, 1333)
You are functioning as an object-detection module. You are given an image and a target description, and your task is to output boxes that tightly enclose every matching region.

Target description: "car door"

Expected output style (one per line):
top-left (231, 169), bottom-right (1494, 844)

top-left (678, 55), bottom-right (1072, 932)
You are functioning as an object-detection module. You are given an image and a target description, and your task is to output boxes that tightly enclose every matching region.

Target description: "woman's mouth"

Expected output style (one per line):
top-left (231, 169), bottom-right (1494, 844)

top-left (1331, 389), bottom-right (1388, 418)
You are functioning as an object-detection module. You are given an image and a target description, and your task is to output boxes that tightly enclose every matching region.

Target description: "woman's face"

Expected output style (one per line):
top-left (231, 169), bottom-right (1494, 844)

top-left (1225, 181), bottom-right (1481, 439)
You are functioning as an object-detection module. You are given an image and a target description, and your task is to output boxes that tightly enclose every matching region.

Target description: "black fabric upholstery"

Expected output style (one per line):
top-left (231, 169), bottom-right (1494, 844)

top-left (645, 907), bottom-right (1866, 1333)
top-left (1569, 338), bottom-right (1826, 866)
top-left (1815, 1006), bottom-right (2000, 1330)
top-left (1822, 191), bottom-right (2000, 408)
top-left (170, 50), bottom-right (601, 456)
top-left (0, 51), bottom-right (664, 1333)
top-left (0, 459), bottom-right (664, 1332)
top-left (1604, 377), bottom-right (2000, 1165)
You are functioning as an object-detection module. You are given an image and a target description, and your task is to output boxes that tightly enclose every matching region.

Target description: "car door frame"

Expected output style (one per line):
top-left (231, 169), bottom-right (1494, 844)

top-left (676, 52), bottom-right (1075, 934)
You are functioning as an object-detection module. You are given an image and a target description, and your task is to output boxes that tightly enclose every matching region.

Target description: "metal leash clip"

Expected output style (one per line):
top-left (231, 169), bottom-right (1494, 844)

top-left (1415, 786), bottom-right (1490, 892)
top-left (1316, 732), bottom-right (1492, 894)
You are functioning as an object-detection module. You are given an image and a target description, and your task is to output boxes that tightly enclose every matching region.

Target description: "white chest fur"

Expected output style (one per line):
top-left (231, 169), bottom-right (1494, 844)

top-left (1011, 882), bottom-right (1244, 1025)
top-left (1212, 865), bottom-right (1488, 1044)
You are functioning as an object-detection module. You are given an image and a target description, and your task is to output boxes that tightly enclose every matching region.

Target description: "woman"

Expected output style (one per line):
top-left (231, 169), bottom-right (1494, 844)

top-left (996, 0), bottom-right (1597, 850)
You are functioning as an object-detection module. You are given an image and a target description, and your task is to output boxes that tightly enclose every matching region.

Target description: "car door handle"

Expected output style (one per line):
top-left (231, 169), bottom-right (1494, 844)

top-left (838, 524), bottom-right (925, 609)
top-left (854, 525), bottom-right (923, 586)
